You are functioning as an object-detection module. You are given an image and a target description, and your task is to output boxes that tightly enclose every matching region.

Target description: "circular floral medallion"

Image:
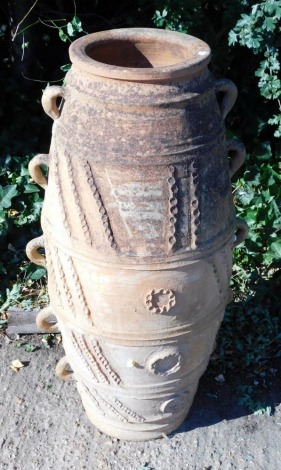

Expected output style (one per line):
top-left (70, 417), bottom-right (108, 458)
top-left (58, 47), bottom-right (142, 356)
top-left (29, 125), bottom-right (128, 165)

top-left (145, 288), bottom-right (176, 314)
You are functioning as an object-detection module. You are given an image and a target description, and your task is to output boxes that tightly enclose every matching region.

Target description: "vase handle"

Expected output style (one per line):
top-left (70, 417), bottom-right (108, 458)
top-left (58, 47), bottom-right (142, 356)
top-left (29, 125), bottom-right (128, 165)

top-left (215, 79), bottom-right (238, 119)
top-left (36, 305), bottom-right (60, 333)
top-left (226, 139), bottom-right (246, 178)
top-left (26, 235), bottom-right (46, 267)
top-left (28, 154), bottom-right (49, 189)
top-left (233, 218), bottom-right (248, 247)
top-left (56, 356), bottom-right (75, 382)
top-left (42, 85), bottom-right (65, 120)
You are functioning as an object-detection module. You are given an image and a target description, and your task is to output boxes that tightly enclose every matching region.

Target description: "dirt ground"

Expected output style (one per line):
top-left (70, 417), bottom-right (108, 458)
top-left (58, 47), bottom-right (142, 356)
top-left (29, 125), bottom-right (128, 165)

top-left (0, 334), bottom-right (280, 470)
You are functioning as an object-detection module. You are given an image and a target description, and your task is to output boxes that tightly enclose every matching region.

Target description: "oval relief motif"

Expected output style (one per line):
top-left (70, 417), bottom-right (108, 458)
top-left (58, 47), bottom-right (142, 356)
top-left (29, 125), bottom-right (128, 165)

top-left (160, 392), bottom-right (189, 414)
top-left (145, 288), bottom-right (176, 314)
top-left (145, 347), bottom-right (182, 376)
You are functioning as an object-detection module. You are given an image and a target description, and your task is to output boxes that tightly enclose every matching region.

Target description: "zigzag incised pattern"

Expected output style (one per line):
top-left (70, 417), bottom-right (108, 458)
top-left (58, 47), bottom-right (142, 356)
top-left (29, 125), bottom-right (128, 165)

top-left (167, 165), bottom-right (178, 251)
top-left (189, 158), bottom-right (200, 250)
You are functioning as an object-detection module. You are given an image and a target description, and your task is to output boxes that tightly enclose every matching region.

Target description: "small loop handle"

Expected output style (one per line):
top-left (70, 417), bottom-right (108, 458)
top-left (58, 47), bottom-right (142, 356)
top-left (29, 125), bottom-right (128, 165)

top-left (26, 235), bottom-right (46, 267)
top-left (215, 79), bottom-right (238, 119)
top-left (28, 154), bottom-right (49, 189)
top-left (42, 85), bottom-right (65, 120)
top-left (226, 139), bottom-right (246, 178)
top-left (36, 306), bottom-right (60, 333)
top-left (56, 356), bottom-right (75, 382)
top-left (233, 218), bottom-right (248, 247)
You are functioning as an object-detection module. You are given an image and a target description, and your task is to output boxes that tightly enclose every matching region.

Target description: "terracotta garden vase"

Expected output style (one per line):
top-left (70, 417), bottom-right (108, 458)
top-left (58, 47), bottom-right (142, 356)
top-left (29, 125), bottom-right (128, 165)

top-left (26, 28), bottom-right (248, 441)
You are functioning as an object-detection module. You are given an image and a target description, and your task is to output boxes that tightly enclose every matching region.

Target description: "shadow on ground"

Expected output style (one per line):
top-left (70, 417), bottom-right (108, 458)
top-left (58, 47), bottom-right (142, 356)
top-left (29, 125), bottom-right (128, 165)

top-left (174, 356), bottom-right (281, 434)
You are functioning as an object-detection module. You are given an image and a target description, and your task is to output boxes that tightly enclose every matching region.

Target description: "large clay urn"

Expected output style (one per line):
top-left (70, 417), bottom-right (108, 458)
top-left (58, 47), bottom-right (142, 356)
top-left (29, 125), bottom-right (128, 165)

top-left (26, 28), bottom-right (248, 441)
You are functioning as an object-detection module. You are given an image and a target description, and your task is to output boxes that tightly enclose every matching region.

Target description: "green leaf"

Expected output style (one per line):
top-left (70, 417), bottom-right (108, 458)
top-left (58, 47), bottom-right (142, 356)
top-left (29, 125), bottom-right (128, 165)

top-left (262, 17), bottom-right (275, 32)
top-left (29, 266), bottom-right (47, 280)
top-left (0, 283), bottom-right (22, 313)
top-left (67, 16), bottom-right (83, 36)
top-left (24, 344), bottom-right (37, 353)
top-left (236, 14), bottom-right (252, 28)
top-left (228, 30), bottom-right (238, 46)
top-left (72, 16), bottom-right (83, 32)
top-left (0, 185), bottom-right (18, 210)
top-left (244, 209), bottom-right (257, 226)
top-left (236, 187), bottom-right (255, 205)
top-left (21, 298), bottom-right (33, 311)
top-left (58, 28), bottom-right (68, 42)
top-left (269, 241), bottom-right (281, 258)
top-left (0, 210), bottom-right (6, 223)
top-left (24, 184), bottom-right (40, 193)
top-left (66, 22), bottom-right (74, 36)
top-left (60, 63), bottom-right (71, 72)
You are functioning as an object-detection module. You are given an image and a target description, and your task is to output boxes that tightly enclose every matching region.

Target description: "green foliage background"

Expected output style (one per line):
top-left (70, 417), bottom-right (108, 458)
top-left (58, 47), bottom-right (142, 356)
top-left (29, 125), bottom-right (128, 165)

top-left (0, 0), bottom-right (280, 413)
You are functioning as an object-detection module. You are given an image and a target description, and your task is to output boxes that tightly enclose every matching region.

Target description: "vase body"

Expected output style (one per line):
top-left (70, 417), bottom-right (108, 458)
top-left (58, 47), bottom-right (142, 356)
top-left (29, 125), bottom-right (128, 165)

top-left (27, 28), bottom-right (247, 440)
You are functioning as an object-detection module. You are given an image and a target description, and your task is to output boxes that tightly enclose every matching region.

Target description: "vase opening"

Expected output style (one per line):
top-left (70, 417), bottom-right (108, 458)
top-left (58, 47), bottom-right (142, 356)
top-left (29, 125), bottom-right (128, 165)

top-left (85, 39), bottom-right (196, 69)
top-left (69, 29), bottom-right (211, 81)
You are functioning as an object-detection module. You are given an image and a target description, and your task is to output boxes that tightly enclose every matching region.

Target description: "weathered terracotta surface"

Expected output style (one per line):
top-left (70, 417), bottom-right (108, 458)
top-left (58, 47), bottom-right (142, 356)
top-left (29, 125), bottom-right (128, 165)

top-left (26, 28), bottom-right (248, 441)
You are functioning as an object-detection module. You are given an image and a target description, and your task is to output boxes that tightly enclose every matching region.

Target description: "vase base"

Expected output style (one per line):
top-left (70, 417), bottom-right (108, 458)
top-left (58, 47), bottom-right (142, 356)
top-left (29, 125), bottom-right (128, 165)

top-left (84, 403), bottom-right (190, 441)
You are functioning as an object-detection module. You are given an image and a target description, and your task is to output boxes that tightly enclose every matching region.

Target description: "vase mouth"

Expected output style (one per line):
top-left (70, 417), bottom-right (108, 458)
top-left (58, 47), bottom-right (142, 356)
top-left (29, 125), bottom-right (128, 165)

top-left (69, 28), bottom-right (210, 81)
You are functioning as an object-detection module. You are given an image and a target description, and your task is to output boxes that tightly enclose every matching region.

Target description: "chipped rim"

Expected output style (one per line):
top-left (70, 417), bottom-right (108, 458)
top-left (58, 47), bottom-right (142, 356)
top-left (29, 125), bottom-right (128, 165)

top-left (69, 28), bottom-right (211, 81)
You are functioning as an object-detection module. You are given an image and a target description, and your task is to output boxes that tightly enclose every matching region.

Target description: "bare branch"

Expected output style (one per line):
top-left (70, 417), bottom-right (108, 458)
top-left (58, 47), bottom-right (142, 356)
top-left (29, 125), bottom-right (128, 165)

top-left (12, 0), bottom-right (39, 41)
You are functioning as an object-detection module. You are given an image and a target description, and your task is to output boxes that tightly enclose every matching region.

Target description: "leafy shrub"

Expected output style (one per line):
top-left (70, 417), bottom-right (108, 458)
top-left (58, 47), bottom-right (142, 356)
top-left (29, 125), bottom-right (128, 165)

top-left (0, 153), bottom-right (46, 309)
top-left (229, 1), bottom-right (281, 138)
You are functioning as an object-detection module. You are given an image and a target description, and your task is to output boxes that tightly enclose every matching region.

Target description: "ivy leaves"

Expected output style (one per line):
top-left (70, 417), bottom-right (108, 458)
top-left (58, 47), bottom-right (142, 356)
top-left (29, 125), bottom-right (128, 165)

top-left (0, 185), bottom-right (18, 210)
top-left (0, 156), bottom-right (43, 238)
top-left (229, 1), bottom-right (281, 50)
top-left (256, 49), bottom-right (281, 99)
top-left (234, 149), bottom-right (281, 272)
top-left (229, 1), bottom-right (281, 137)
top-left (58, 15), bottom-right (83, 43)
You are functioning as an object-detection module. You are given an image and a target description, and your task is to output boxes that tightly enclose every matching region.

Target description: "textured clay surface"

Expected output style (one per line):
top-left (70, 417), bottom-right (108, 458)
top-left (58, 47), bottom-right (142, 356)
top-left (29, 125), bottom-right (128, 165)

top-left (27, 28), bottom-right (248, 440)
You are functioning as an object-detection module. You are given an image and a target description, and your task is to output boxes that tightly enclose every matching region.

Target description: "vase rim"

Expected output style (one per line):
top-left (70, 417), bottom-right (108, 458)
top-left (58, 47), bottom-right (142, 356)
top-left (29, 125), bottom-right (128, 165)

top-left (69, 28), bottom-right (211, 81)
